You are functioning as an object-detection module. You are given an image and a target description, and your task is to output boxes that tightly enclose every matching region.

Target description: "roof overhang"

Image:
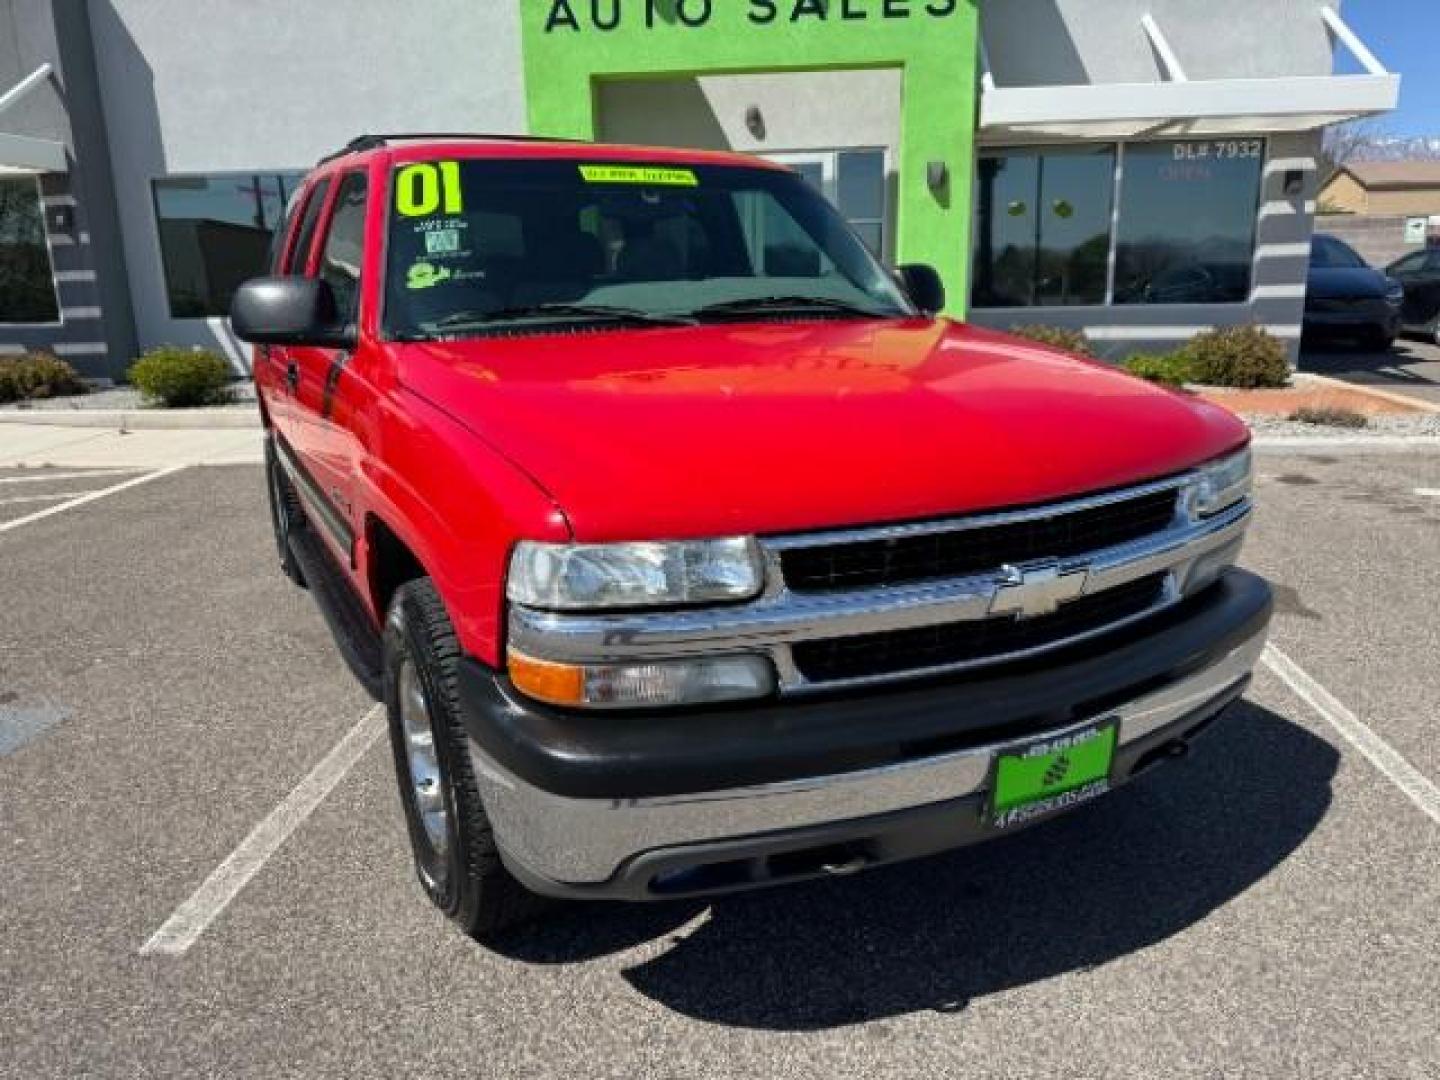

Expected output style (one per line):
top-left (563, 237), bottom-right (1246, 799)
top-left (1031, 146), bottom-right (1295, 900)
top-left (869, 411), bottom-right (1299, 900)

top-left (979, 72), bottom-right (1400, 144)
top-left (0, 64), bottom-right (66, 173)
top-left (978, 4), bottom-right (1399, 145)
top-left (0, 132), bottom-right (67, 173)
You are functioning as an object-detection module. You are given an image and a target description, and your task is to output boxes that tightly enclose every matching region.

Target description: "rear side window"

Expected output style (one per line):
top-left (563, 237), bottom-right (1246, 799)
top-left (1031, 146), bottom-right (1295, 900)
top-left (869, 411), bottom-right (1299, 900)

top-left (283, 177), bottom-right (331, 275)
top-left (1311, 236), bottom-right (1365, 270)
top-left (317, 171), bottom-right (368, 322)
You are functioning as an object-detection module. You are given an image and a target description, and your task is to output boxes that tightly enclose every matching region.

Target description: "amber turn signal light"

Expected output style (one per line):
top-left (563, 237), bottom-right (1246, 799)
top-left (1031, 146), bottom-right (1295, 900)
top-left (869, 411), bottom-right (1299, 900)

top-left (507, 650), bottom-right (587, 707)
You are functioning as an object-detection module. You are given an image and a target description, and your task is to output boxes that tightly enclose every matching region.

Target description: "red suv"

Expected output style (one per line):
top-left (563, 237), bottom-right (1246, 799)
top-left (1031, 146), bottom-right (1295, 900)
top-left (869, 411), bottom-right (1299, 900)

top-left (232, 134), bottom-right (1271, 940)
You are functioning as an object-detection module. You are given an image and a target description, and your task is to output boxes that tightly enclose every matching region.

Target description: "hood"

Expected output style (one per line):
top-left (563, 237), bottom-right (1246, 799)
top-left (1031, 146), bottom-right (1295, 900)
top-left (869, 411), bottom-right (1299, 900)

top-left (1307, 265), bottom-right (1390, 299)
top-left (398, 320), bottom-right (1247, 541)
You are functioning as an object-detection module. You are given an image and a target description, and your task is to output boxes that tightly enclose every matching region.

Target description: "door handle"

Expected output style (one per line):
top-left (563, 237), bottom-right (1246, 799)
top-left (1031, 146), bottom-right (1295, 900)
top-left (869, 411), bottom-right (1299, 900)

top-left (286, 361), bottom-right (299, 393)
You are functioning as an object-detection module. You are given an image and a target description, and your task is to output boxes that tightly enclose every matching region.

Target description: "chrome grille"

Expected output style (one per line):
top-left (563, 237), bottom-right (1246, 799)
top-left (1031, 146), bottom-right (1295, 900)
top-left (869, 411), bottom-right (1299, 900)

top-left (779, 487), bottom-right (1179, 592)
top-left (790, 572), bottom-right (1169, 683)
top-left (508, 474), bottom-right (1253, 696)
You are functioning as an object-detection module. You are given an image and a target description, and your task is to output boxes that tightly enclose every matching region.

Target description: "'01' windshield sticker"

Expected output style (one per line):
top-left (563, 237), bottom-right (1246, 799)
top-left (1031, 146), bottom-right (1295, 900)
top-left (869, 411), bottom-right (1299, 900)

top-left (578, 164), bottom-right (698, 187)
top-left (396, 161), bottom-right (464, 217)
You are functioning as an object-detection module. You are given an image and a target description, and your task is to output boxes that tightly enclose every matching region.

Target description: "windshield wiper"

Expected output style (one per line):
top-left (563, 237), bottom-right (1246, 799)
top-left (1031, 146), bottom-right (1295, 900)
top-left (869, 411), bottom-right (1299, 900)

top-left (428, 303), bottom-right (696, 332)
top-left (691, 295), bottom-right (887, 320)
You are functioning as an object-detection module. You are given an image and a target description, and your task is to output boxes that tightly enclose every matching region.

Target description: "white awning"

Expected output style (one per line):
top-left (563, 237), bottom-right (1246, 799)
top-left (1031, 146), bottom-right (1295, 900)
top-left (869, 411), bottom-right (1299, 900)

top-left (0, 64), bottom-right (67, 173)
top-left (0, 132), bottom-right (67, 173)
top-left (979, 6), bottom-right (1399, 144)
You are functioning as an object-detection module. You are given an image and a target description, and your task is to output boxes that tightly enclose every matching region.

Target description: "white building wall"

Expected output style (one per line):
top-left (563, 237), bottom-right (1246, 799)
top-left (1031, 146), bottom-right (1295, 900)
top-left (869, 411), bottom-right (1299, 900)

top-left (88, 0), bottom-right (527, 363)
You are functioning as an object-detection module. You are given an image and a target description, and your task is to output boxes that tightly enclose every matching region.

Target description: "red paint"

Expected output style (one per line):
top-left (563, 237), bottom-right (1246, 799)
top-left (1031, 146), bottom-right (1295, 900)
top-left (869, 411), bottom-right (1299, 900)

top-left (258, 142), bottom-right (1248, 667)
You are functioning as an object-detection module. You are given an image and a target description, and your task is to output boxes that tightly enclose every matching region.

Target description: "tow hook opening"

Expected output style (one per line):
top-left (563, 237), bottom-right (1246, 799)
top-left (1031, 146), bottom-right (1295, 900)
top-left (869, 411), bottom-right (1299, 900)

top-left (647, 841), bottom-right (876, 896)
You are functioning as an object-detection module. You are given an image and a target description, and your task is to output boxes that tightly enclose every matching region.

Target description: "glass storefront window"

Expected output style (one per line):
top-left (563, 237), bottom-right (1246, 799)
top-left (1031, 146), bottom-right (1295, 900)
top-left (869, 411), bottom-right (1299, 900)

top-left (971, 146), bottom-right (1115, 308)
top-left (1113, 140), bottom-right (1264, 305)
top-left (766, 150), bottom-right (889, 256)
top-left (153, 172), bottom-right (305, 317)
top-left (0, 177), bottom-right (60, 324)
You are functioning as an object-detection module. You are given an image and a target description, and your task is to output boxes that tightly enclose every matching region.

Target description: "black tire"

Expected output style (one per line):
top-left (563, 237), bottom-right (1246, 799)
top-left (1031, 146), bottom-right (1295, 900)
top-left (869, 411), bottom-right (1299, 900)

top-left (383, 577), bottom-right (545, 940)
top-left (264, 436), bottom-right (307, 588)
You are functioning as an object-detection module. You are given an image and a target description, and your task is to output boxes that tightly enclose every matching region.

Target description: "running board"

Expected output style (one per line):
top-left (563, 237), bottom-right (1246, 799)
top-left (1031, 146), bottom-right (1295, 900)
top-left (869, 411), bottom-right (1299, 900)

top-left (287, 525), bottom-right (384, 700)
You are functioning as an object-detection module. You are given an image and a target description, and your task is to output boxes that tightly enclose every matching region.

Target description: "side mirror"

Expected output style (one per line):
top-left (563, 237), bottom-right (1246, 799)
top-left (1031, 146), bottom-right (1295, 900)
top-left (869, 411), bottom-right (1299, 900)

top-left (897, 263), bottom-right (946, 315)
top-left (230, 277), bottom-right (354, 348)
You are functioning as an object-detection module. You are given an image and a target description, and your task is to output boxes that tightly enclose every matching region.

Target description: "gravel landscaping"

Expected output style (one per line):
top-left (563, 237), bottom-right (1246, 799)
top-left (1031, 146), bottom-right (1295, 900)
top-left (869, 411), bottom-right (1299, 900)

top-left (0, 380), bottom-right (256, 412)
top-left (1243, 412), bottom-right (1440, 438)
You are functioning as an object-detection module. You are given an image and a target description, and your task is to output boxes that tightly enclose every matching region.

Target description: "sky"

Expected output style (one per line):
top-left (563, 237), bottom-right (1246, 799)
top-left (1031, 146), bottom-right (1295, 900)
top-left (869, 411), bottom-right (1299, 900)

top-left (1334, 0), bottom-right (1440, 137)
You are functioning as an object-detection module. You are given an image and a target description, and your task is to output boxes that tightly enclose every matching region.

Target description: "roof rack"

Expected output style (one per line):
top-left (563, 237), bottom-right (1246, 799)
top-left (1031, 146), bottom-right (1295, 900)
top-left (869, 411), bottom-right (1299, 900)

top-left (316, 132), bottom-right (583, 165)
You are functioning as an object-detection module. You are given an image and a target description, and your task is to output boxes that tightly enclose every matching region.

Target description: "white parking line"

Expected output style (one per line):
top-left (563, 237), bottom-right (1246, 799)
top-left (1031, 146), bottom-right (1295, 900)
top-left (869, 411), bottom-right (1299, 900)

top-left (0, 467), bottom-right (185, 535)
top-left (0, 490), bottom-right (104, 506)
top-left (1262, 644), bottom-right (1440, 827)
top-left (140, 704), bottom-right (386, 957)
top-left (0, 470), bottom-right (140, 485)
top-left (1415, 488), bottom-right (1440, 500)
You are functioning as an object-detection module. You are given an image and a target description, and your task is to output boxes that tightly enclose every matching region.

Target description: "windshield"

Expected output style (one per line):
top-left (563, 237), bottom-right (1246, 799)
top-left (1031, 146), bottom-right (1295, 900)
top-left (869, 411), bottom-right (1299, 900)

top-left (383, 158), bottom-right (911, 338)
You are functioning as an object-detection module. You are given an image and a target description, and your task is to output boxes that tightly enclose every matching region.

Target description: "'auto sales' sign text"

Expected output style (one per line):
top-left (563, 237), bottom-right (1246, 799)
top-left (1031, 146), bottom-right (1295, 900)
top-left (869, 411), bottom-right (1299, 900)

top-left (544, 0), bottom-right (960, 33)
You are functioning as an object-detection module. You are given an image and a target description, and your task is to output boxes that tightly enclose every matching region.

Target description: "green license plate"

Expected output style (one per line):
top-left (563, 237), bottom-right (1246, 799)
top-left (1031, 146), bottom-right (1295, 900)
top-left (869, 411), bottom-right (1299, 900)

top-left (987, 722), bottom-right (1118, 830)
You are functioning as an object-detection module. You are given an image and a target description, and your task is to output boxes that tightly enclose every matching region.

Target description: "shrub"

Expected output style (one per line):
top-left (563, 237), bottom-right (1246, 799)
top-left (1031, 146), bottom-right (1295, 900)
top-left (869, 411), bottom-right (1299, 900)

top-left (1289, 405), bottom-right (1368, 429)
top-left (1176, 325), bottom-right (1290, 389)
top-left (1121, 352), bottom-right (1194, 388)
top-left (1007, 324), bottom-right (1096, 357)
top-left (0, 352), bottom-right (87, 404)
top-left (128, 347), bottom-right (233, 408)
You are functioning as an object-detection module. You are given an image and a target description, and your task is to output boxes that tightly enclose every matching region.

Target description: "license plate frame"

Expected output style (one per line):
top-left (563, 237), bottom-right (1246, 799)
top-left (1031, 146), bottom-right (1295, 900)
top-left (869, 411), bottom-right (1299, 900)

top-left (985, 721), bottom-right (1119, 831)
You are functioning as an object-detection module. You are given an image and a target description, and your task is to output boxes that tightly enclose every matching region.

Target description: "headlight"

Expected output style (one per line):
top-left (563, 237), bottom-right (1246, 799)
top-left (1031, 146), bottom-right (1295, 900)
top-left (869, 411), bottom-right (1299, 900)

top-left (1191, 447), bottom-right (1252, 518)
top-left (507, 537), bottom-right (764, 611)
top-left (508, 650), bottom-right (775, 708)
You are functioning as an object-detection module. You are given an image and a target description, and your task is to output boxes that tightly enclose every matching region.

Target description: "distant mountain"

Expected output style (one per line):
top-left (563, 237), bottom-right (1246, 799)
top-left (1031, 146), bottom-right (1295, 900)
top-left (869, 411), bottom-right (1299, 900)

top-left (1353, 135), bottom-right (1440, 161)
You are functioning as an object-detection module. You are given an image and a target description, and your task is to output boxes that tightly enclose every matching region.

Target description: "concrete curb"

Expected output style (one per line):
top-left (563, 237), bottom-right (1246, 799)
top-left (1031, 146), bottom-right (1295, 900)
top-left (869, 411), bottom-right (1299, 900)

top-left (1295, 372), bottom-right (1440, 415)
top-left (0, 407), bottom-right (261, 430)
top-left (1252, 435), bottom-right (1440, 451)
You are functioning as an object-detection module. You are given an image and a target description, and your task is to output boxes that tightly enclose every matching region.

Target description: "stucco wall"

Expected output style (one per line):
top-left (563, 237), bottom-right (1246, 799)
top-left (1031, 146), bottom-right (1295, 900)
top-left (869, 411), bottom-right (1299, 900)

top-left (1364, 188), bottom-right (1440, 217)
top-left (88, 0), bottom-right (527, 364)
top-left (1320, 171), bottom-right (1369, 214)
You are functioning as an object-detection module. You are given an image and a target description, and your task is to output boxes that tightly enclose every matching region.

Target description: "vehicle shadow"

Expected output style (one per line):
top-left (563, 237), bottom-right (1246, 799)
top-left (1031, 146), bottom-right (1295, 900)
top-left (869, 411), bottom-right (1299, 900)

top-left (1302, 338), bottom-right (1440, 392)
top-left (494, 701), bottom-right (1336, 1030)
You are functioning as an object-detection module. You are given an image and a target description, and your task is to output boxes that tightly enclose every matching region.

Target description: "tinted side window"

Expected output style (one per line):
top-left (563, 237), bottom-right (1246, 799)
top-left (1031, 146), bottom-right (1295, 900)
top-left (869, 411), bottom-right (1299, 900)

top-left (1388, 251), bottom-right (1427, 278)
top-left (285, 177), bottom-right (331, 275)
top-left (318, 172), bottom-right (367, 321)
top-left (1311, 236), bottom-right (1365, 270)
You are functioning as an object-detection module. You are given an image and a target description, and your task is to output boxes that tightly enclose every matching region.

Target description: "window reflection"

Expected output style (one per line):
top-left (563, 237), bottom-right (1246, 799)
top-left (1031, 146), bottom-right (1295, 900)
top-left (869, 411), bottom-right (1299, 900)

top-left (1113, 141), bottom-right (1263, 305)
top-left (153, 172), bottom-right (305, 318)
top-left (0, 177), bottom-right (59, 324)
top-left (972, 146), bottom-right (1114, 308)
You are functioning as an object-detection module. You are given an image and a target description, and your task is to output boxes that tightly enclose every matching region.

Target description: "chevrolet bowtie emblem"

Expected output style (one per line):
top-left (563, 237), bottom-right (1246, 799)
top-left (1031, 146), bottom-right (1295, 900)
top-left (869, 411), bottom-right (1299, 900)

top-left (989, 563), bottom-right (1088, 619)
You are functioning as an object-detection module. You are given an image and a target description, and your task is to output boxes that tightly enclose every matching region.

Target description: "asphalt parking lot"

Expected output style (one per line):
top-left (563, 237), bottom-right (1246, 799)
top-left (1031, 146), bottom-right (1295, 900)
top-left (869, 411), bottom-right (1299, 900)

top-left (2, 451), bottom-right (1438, 1078)
top-left (1302, 336), bottom-right (1440, 405)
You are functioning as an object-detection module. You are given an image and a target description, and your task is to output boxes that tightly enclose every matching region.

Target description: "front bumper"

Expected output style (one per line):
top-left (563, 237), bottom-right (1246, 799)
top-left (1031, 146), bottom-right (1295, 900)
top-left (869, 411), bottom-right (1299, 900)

top-left (1304, 299), bottom-right (1401, 335)
top-left (460, 570), bottom-right (1271, 899)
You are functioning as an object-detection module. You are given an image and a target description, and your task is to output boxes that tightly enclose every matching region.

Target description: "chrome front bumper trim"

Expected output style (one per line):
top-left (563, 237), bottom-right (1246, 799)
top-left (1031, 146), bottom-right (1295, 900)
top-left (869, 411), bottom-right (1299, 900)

top-left (469, 619), bottom-right (1266, 884)
top-left (509, 497), bottom-right (1252, 694)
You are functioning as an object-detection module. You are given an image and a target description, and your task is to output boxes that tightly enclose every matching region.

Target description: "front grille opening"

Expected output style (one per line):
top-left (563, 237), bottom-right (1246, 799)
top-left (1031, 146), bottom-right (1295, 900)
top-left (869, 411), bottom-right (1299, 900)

top-left (792, 573), bottom-right (1169, 684)
top-left (780, 487), bottom-right (1179, 593)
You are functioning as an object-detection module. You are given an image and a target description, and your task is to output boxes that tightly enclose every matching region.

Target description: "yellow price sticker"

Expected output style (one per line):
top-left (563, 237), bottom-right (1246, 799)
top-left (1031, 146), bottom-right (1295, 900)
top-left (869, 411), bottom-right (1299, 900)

top-left (578, 164), bottom-right (699, 187)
